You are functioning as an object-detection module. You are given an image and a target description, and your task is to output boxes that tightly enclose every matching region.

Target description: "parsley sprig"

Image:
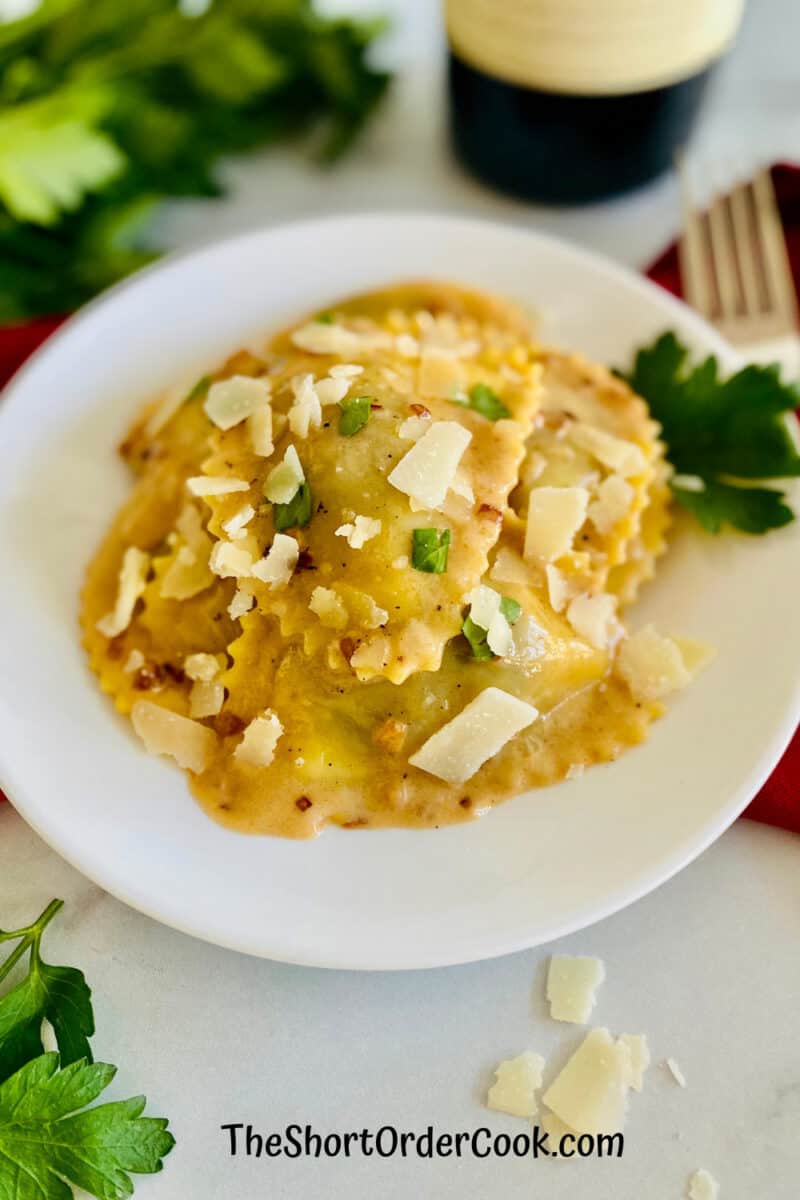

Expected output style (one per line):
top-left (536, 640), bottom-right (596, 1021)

top-left (624, 332), bottom-right (800, 534)
top-left (0, 900), bottom-right (174, 1198)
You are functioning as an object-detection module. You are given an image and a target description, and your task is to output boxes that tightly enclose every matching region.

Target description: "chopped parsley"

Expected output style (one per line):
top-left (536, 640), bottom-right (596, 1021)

top-left (463, 595), bottom-right (522, 660)
top-left (622, 332), bottom-right (800, 534)
top-left (315, 312), bottom-right (335, 324)
top-left (339, 395), bottom-right (372, 437)
top-left (411, 527), bottom-right (451, 573)
top-left (185, 374), bottom-right (211, 402)
top-left (273, 481), bottom-right (313, 531)
top-left (452, 382), bottom-right (511, 421)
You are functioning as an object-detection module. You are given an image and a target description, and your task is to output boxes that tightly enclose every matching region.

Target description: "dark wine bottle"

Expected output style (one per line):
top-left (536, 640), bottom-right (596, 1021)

top-left (445, 0), bottom-right (744, 205)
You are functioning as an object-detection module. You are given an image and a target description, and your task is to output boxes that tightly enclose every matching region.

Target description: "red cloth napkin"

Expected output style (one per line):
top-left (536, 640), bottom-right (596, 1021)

top-left (1, 172), bottom-right (798, 832)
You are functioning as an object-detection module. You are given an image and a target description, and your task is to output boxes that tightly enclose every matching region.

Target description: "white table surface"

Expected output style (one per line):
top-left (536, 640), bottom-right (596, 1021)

top-left (2, 1), bottom-right (799, 1195)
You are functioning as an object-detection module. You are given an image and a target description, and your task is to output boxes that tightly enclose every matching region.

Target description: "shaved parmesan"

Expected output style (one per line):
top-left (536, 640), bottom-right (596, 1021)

top-left (251, 533), bottom-right (299, 588)
top-left (567, 593), bottom-right (620, 650)
top-left (329, 363), bottom-right (363, 379)
top-left (666, 1057), bottom-right (687, 1087)
top-left (228, 588), bottom-right (255, 620)
top-left (184, 652), bottom-right (221, 682)
top-left (570, 424), bottom-right (647, 477)
top-left (309, 586), bottom-right (348, 629)
top-left (204, 375), bottom-right (269, 430)
top-left (234, 710), bottom-right (283, 767)
top-left (398, 414), bottom-right (430, 441)
top-left (388, 421), bottom-right (472, 510)
top-left (588, 475), bottom-right (634, 534)
top-left (467, 584), bottom-right (502, 630)
top-left (264, 444), bottom-right (304, 504)
top-left (487, 1052), bottom-right (545, 1119)
top-left (160, 545), bottom-right (213, 601)
top-left (409, 687), bottom-right (539, 784)
top-left (209, 541), bottom-right (254, 580)
top-left (96, 547), bottom-right (149, 637)
top-left (616, 627), bottom-right (698, 701)
top-left (524, 486), bottom-right (589, 562)
top-left (542, 1028), bottom-right (632, 1135)
top-left (124, 649), bottom-right (145, 673)
top-left (545, 564), bottom-right (573, 613)
top-left (395, 333), bottom-right (420, 358)
top-left (248, 405), bottom-right (274, 457)
top-left (618, 1035), bottom-right (650, 1092)
top-left (175, 504), bottom-right (208, 552)
top-left (315, 375), bottom-right (351, 406)
top-left (449, 470), bottom-right (475, 505)
top-left (291, 321), bottom-right (366, 356)
top-left (288, 373), bottom-right (322, 438)
top-left (189, 680), bottom-right (224, 719)
top-left (335, 515), bottom-right (382, 549)
top-left (222, 504), bottom-right (255, 540)
top-left (547, 955), bottom-right (606, 1024)
top-left (186, 475), bottom-right (249, 497)
top-left (131, 700), bottom-right (215, 774)
top-left (688, 1169), bottom-right (719, 1200)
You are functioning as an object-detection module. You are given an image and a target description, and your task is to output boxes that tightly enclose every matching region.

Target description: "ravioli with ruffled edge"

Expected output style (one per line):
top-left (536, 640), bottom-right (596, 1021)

top-left (82, 282), bottom-right (710, 837)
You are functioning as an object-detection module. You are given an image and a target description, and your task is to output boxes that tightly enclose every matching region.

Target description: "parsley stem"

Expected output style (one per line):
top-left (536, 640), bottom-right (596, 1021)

top-left (0, 899), bottom-right (64, 984)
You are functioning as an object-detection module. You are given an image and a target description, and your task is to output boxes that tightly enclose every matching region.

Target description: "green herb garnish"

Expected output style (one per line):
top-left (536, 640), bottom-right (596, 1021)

top-left (0, 901), bottom-right (174, 1198)
top-left (462, 595), bottom-right (521, 659)
top-left (623, 332), bottom-right (800, 534)
top-left (452, 382), bottom-right (511, 421)
top-left (185, 374), bottom-right (211, 402)
top-left (411, 527), bottom-right (451, 573)
top-left (0, 2), bottom-right (389, 322)
top-left (339, 395), bottom-right (372, 437)
top-left (316, 312), bottom-right (335, 324)
top-left (273, 481), bottom-right (313, 531)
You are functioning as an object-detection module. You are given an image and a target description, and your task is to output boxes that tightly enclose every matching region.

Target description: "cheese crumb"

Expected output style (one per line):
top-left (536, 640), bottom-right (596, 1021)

top-left (570, 423), bottom-right (647, 477)
top-left (186, 475), bottom-right (249, 497)
top-left (96, 547), bottom-right (149, 637)
top-left (545, 564), bottom-right (573, 613)
top-left (542, 1028), bottom-right (632, 1135)
top-left (547, 955), bottom-right (606, 1024)
top-left (209, 541), bottom-right (255, 580)
top-left (131, 700), bottom-right (215, 774)
top-left (315, 375), bottom-right (351, 406)
top-left (588, 475), bottom-right (635, 534)
top-left (248, 405), bottom-right (274, 457)
top-left (160, 545), bottom-right (214, 601)
top-left (264, 444), bottom-right (304, 504)
top-left (388, 421), bottom-right (472, 511)
top-left (616, 626), bottom-right (695, 701)
top-left (409, 687), bottom-right (539, 784)
top-left (618, 1034), bottom-right (650, 1092)
top-left (189, 680), bottom-right (224, 719)
top-left (398, 414), bottom-right (430, 441)
top-left (524, 486), bottom-right (589, 562)
top-left (222, 504), bottom-right (255, 541)
top-left (204, 375), bottom-right (269, 430)
top-left (688, 1168), bottom-right (719, 1200)
top-left (228, 588), bottom-right (255, 620)
top-left (567, 593), bottom-right (620, 650)
top-left (123, 649), bottom-right (145, 673)
top-left (288, 373), bottom-right (322, 438)
top-left (665, 1057), bottom-right (687, 1088)
top-left (309, 586), bottom-right (348, 630)
top-left (487, 1052), bottom-right (545, 1119)
top-left (251, 533), bottom-right (299, 588)
top-left (184, 653), bottom-right (220, 682)
top-left (335, 515), bottom-right (382, 549)
top-left (234, 710), bottom-right (283, 767)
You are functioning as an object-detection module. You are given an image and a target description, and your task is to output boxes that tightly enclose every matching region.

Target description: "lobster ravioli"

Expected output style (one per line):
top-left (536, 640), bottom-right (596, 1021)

top-left (82, 282), bottom-right (707, 838)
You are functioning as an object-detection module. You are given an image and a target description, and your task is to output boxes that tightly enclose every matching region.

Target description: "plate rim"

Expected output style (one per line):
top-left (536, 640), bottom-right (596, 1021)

top-left (1, 210), bottom-right (797, 971)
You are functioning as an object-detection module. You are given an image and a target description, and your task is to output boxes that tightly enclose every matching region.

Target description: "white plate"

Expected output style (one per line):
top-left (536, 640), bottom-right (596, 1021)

top-left (1, 214), bottom-right (797, 970)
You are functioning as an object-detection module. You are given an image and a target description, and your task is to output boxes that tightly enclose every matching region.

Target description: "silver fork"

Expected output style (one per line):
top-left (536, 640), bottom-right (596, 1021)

top-left (677, 164), bottom-right (799, 374)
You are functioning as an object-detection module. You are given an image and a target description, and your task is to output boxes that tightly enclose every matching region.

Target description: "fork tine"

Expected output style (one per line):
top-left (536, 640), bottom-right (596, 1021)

top-left (677, 158), bottom-right (714, 318)
top-left (707, 190), bottom-right (740, 319)
top-left (728, 179), bottom-right (764, 317)
top-left (752, 168), bottom-right (798, 326)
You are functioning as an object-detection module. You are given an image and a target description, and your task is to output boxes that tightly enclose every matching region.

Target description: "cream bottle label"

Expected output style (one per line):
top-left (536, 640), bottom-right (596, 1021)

top-left (446, 0), bottom-right (745, 96)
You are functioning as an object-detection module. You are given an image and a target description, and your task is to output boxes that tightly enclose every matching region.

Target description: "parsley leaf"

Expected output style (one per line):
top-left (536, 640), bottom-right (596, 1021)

top-left (273, 480), bottom-right (312, 532)
top-left (624, 332), bottom-right (800, 534)
top-left (0, 1052), bottom-right (175, 1200)
top-left (185, 374), bottom-right (210, 402)
top-left (452, 382), bottom-right (511, 421)
top-left (462, 595), bottom-right (521, 659)
top-left (338, 395), bottom-right (371, 437)
top-left (0, 900), bottom-right (93, 1084)
top-left (411, 527), bottom-right (451, 573)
